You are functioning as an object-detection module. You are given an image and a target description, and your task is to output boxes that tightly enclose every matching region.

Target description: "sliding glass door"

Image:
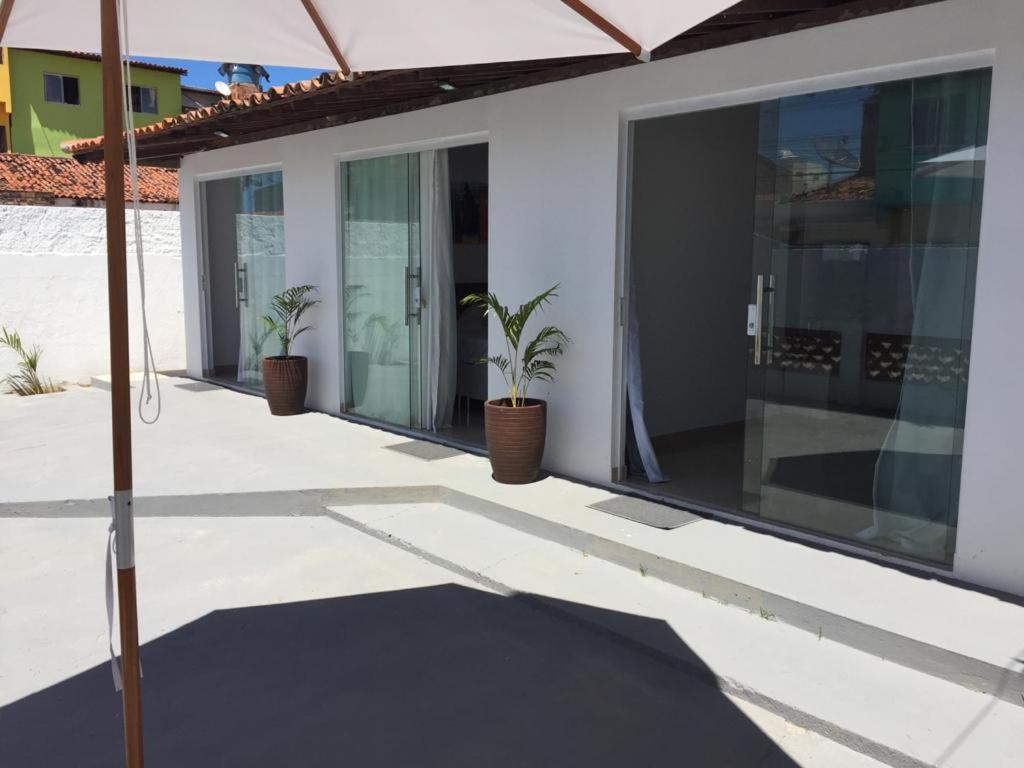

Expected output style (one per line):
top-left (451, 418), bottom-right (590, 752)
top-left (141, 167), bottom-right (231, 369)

top-left (626, 68), bottom-right (989, 565)
top-left (341, 153), bottom-right (422, 428)
top-left (202, 171), bottom-right (285, 390)
top-left (744, 70), bottom-right (989, 563)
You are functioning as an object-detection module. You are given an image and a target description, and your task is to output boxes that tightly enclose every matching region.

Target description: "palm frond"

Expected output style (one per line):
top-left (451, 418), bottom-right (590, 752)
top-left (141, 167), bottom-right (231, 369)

top-left (1, 326), bottom-right (63, 396)
top-left (262, 285), bottom-right (320, 357)
top-left (487, 354), bottom-right (511, 375)
top-left (462, 286), bottom-right (569, 404)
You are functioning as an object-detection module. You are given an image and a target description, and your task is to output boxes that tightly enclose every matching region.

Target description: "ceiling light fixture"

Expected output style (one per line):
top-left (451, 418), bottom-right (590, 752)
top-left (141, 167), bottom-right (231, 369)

top-left (437, 80), bottom-right (456, 92)
top-left (213, 130), bottom-right (230, 138)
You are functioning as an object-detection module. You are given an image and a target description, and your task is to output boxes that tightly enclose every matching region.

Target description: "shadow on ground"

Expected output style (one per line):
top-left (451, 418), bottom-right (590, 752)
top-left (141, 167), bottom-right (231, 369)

top-left (0, 584), bottom-right (797, 767)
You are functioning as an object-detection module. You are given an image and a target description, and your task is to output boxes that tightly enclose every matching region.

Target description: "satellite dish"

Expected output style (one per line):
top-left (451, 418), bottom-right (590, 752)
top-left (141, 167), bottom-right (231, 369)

top-left (812, 136), bottom-right (860, 189)
top-left (812, 136), bottom-right (860, 171)
top-left (214, 81), bottom-right (231, 97)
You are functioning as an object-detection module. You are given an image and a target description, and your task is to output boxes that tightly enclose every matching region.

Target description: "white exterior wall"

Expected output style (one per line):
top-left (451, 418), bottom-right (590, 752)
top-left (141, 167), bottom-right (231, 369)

top-left (179, 0), bottom-right (1024, 597)
top-left (0, 205), bottom-right (184, 381)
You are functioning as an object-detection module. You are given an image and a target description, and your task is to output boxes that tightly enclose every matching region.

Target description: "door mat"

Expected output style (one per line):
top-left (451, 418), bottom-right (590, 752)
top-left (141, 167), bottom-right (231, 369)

top-left (588, 496), bottom-right (702, 530)
top-left (386, 440), bottom-right (465, 462)
top-left (174, 381), bottom-right (224, 392)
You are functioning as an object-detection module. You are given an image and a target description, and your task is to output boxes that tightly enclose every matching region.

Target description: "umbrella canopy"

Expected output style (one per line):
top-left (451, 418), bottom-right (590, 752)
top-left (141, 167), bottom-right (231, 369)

top-left (2, 0), bottom-right (736, 71)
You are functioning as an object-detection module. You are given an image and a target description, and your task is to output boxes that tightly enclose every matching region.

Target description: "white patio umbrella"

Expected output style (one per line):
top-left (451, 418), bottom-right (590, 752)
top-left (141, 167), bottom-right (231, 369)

top-left (0, 1), bottom-right (736, 765)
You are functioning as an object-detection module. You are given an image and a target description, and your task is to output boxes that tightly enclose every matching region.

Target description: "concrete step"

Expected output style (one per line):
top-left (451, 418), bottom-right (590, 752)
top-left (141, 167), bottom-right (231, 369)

top-left (326, 500), bottom-right (1024, 768)
top-left (326, 480), bottom-right (1024, 710)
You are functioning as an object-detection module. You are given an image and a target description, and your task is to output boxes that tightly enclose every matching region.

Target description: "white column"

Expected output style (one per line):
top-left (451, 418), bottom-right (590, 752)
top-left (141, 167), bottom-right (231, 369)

top-left (953, 0), bottom-right (1024, 596)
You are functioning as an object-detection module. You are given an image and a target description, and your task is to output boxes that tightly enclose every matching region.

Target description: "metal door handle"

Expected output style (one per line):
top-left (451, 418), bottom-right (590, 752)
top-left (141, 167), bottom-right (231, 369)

top-left (236, 262), bottom-right (248, 307)
top-left (405, 266), bottom-right (421, 325)
top-left (404, 266), bottom-right (411, 326)
top-left (765, 274), bottom-right (776, 365)
top-left (754, 273), bottom-right (764, 366)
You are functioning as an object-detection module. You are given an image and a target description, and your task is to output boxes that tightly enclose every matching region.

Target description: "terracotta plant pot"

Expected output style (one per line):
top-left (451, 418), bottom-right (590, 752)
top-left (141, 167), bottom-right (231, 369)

top-left (262, 356), bottom-right (308, 416)
top-left (484, 398), bottom-right (547, 484)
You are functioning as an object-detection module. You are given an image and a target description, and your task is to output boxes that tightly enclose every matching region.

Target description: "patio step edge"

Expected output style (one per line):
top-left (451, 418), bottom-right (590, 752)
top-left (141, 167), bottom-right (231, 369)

top-left (5, 486), bottom-right (1021, 709)
top-left (321, 485), bottom-right (1024, 709)
top-left (323, 503), bottom-right (933, 768)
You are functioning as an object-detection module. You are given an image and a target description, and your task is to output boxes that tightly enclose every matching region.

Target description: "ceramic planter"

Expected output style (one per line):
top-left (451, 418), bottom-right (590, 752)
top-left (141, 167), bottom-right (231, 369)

top-left (484, 398), bottom-right (546, 484)
top-left (262, 356), bottom-right (308, 416)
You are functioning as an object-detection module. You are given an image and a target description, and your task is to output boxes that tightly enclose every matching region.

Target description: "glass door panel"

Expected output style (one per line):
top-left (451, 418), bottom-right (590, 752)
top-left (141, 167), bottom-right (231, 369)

top-left (341, 153), bottom-right (422, 428)
top-left (236, 172), bottom-right (286, 388)
top-left (202, 170), bottom-right (285, 391)
top-left (745, 69), bottom-right (990, 564)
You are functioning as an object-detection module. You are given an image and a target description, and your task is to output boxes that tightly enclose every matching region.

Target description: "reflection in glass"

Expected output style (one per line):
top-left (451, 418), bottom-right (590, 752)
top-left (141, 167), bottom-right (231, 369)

top-left (202, 171), bottom-right (285, 391)
top-left (752, 69), bottom-right (989, 563)
top-left (341, 154), bottom-right (421, 427)
top-left (625, 69), bottom-right (990, 565)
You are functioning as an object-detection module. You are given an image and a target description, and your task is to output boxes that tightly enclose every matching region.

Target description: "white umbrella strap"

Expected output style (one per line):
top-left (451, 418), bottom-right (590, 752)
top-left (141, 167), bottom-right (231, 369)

top-left (106, 513), bottom-right (142, 692)
top-left (106, 520), bottom-right (124, 692)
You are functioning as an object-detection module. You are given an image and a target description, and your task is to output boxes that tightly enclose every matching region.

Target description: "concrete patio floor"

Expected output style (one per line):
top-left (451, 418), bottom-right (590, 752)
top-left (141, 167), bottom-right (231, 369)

top-left (1, 501), bottom-right (873, 766)
top-left (2, 377), bottom-right (1023, 766)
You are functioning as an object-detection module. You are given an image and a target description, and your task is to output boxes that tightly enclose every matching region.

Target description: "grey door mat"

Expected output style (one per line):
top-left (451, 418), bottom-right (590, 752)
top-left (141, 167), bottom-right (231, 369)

top-left (588, 495), bottom-right (702, 530)
top-left (386, 440), bottom-right (465, 461)
top-left (174, 381), bottom-right (224, 392)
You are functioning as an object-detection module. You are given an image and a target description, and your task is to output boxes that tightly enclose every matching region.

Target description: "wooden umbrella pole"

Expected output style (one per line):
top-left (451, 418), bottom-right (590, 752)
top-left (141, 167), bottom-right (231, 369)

top-left (100, 0), bottom-right (144, 766)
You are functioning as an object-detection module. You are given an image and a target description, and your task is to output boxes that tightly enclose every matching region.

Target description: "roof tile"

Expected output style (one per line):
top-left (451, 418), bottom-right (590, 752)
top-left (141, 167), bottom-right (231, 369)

top-left (0, 153), bottom-right (179, 204)
top-left (63, 70), bottom-right (351, 155)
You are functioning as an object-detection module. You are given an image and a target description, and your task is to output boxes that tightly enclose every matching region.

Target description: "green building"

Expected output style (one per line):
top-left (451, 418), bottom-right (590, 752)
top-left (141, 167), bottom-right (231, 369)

top-left (3, 49), bottom-right (184, 157)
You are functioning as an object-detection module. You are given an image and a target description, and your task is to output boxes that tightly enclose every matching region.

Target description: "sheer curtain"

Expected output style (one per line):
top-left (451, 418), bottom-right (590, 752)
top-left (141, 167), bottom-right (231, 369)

top-left (626, 273), bottom-right (667, 482)
top-left (865, 73), bottom-right (987, 558)
top-left (424, 149), bottom-right (457, 431)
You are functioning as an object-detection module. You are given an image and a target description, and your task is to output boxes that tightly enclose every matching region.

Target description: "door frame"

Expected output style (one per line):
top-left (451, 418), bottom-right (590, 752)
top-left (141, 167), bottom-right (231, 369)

top-left (610, 50), bottom-right (993, 571)
top-left (335, 132), bottom-right (490, 435)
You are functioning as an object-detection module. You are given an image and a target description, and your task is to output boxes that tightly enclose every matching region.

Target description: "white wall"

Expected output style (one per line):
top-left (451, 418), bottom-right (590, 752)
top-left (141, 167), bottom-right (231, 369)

top-left (0, 205), bottom-right (184, 382)
top-left (179, 0), bottom-right (1024, 596)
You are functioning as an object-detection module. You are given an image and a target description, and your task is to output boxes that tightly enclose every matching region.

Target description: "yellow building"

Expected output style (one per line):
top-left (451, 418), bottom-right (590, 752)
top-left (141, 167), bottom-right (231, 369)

top-left (0, 48), bottom-right (12, 152)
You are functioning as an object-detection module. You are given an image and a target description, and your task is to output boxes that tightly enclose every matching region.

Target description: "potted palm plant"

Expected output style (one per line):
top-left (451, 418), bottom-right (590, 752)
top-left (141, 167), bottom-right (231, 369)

top-left (461, 285), bottom-right (569, 484)
top-left (261, 284), bottom-right (320, 416)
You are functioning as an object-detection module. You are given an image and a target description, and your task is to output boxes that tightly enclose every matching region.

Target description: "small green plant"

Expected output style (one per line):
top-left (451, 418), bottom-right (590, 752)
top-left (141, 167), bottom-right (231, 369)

top-left (262, 285), bottom-right (320, 358)
top-left (0, 327), bottom-right (63, 396)
top-left (460, 284), bottom-right (570, 407)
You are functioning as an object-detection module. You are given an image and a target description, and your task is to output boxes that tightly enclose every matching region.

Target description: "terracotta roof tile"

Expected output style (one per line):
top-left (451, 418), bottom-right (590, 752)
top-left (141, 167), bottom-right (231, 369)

top-left (63, 70), bottom-right (353, 156)
top-left (0, 153), bottom-right (179, 203)
top-left (30, 50), bottom-right (188, 75)
top-left (791, 175), bottom-right (876, 202)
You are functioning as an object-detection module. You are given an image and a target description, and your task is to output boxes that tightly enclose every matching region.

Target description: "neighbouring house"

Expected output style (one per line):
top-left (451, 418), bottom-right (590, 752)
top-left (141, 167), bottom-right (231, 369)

top-left (67, 0), bottom-right (1024, 599)
top-left (0, 49), bottom-right (10, 151)
top-left (0, 47), bottom-right (183, 157)
top-left (181, 85), bottom-right (222, 112)
top-left (0, 153), bottom-right (184, 379)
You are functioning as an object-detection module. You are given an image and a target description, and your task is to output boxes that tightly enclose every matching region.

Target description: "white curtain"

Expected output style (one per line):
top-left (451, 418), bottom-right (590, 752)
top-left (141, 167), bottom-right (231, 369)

top-left (626, 274), bottom-right (667, 482)
top-left (424, 149), bottom-right (457, 431)
top-left (865, 246), bottom-right (971, 557)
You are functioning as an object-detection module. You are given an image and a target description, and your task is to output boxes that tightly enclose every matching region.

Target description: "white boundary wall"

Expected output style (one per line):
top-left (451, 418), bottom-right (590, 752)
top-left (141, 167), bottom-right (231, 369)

top-left (178, 0), bottom-right (1024, 596)
top-left (0, 205), bottom-right (185, 381)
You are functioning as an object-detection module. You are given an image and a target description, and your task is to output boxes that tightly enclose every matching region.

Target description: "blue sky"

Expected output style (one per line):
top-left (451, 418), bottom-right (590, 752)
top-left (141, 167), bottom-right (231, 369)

top-left (136, 58), bottom-right (324, 90)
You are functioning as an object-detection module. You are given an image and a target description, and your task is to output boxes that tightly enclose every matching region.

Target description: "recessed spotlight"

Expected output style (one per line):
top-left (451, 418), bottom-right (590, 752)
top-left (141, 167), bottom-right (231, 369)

top-left (213, 130), bottom-right (230, 139)
top-left (437, 81), bottom-right (456, 92)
